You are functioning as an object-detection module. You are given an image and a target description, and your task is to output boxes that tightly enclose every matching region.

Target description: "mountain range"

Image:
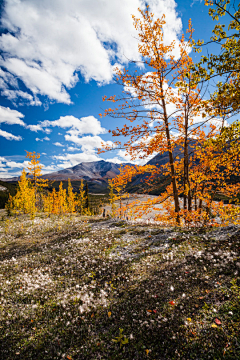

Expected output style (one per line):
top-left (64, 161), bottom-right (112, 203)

top-left (0, 160), bottom-right (131, 188)
top-left (0, 147), bottom-right (191, 193)
top-left (0, 147), bottom-right (186, 183)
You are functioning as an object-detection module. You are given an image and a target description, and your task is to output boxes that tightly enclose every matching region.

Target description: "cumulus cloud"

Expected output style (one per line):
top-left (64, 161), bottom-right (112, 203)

top-left (0, 129), bottom-right (22, 141)
top-left (41, 164), bottom-right (61, 174)
top-left (64, 134), bottom-right (113, 153)
top-left (53, 142), bottom-right (64, 147)
top-left (0, 0), bottom-right (182, 104)
top-left (52, 152), bottom-right (101, 168)
top-left (40, 115), bottom-right (107, 136)
top-left (67, 146), bottom-right (80, 152)
top-left (0, 158), bottom-right (28, 179)
top-left (105, 157), bottom-right (125, 164)
top-left (1, 89), bottom-right (42, 106)
top-left (0, 156), bottom-right (7, 167)
top-left (35, 136), bottom-right (50, 142)
top-left (5, 160), bottom-right (28, 168)
top-left (27, 124), bottom-right (51, 133)
top-left (117, 144), bottom-right (156, 165)
top-left (0, 105), bottom-right (25, 126)
top-left (0, 67), bottom-right (18, 89)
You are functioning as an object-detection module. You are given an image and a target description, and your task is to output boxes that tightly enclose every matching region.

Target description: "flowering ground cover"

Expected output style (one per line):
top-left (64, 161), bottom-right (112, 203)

top-left (0, 213), bottom-right (239, 359)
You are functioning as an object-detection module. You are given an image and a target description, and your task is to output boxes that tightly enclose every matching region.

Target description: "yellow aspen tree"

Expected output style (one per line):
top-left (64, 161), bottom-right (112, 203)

top-left (13, 169), bottom-right (36, 217)
top-left (77, 179), bottom-right (86, 215)
top-left (25, 151), bottom-right (48, 209)
top-left (51, 188), bottom-right (59, 214)
top-left (43, 193), bottom-right (53, 214)
top-left (67, 179), bottom-right (76, 213)
top-left (58, 182), bottom-right (67, 215)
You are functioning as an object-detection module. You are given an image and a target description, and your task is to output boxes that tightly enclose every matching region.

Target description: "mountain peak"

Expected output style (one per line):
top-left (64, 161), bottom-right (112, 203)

top-left (40, 160), bottom-right (130, 181)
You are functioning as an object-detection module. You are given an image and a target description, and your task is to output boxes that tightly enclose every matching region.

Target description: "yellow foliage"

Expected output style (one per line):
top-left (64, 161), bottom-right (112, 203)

top-left (12, 169), bottom-right (36, 218)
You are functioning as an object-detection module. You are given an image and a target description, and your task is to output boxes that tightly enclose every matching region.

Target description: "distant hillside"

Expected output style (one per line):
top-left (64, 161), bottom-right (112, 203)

top-left (127, 145), bottom-right (189, 194)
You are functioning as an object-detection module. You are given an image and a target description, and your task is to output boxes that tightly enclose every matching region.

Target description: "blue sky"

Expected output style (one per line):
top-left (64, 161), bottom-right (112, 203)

top-left (0, 0), bottom-right (228, 178)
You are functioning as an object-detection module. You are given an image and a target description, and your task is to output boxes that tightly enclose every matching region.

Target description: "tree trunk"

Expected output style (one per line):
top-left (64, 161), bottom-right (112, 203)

top-left (161, 97), bottom-right (180, 224)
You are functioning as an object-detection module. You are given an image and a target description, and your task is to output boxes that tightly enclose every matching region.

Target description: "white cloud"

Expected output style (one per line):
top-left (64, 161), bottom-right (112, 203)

top-left (0, 0), bottom-right (182, 104)
top-left (28, 124), bottom-right (42, 132)
top-left (41, 164), bottom-right (61, 174)
top-left (0, 68), bottom-right (18, 89)
top-left (53, 142), bottom-right (64, 147)
top-left (1, 89), bottom-right (41, 106)
top-left (0, 57), bottom-right (73, 104)
top-left (40, 115), bottom-right (107, 136)
top-left (105, 157), bottom-right (124, 164)
top-left (0, 129), bottom-right (22, 141)
top-left (52, 152), bottom-right (100, 167)
top-left (67, 146), bottom-right (80, 152)
top-left (27, 124), bottom-right (51, 133)
top-left (5, 160), bottom-right (27, 168)
top-left (117, 148), bottom-right (155, 165)
top-left (0, 105), bottom-right (26, 126)
top-left (35, 136), bottom-right (50, 142)
top-left (65, 134), bottom-right (113, 153)
top-left (0, 172), bottom-right (20, 179)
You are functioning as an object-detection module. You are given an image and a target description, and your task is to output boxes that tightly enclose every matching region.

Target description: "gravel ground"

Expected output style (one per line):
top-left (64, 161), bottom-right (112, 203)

top-left (0, 214), bottom-right (239, 359)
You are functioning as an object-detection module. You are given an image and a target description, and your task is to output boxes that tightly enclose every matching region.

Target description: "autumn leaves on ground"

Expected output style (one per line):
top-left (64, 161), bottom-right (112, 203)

top-left (1, 1), bottom-right (240, 359)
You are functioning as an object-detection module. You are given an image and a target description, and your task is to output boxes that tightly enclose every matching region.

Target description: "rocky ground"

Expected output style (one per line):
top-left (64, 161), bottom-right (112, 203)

top-left (0, 213), bottom-right (239, 359)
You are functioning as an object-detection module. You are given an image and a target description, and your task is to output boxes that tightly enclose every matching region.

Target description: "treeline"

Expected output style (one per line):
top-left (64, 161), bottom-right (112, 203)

top-left (5, 152), bottom-right (108, 218)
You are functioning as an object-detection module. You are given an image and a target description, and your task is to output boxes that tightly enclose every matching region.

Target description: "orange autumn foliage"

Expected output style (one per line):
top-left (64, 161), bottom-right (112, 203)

top-left (100, 8), bottom-right (240, 226)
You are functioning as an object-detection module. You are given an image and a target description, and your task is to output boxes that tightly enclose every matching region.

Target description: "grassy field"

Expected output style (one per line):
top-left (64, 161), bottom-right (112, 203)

top-left (0, 213), bottom-right (239, 359)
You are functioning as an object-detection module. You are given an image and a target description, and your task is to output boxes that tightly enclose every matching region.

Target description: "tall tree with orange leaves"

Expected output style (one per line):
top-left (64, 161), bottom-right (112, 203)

top-left (100, 7), bottom-right (220, 224)
top-left (100, 7), bottom-right (240, 226)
